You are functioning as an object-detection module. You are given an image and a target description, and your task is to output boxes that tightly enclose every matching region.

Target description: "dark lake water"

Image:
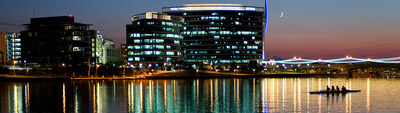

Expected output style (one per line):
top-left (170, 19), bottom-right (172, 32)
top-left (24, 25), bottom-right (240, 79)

top-left (1, 77), bottom-right (400, 113)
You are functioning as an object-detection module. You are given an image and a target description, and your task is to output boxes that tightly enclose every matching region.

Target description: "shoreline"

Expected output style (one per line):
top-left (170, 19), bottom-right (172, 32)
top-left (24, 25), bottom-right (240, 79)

top-left (0, 71), bottom-right (347, 81)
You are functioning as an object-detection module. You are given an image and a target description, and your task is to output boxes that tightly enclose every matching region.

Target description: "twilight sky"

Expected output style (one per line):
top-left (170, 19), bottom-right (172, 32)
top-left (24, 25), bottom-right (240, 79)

top-left (1, 0), bottom-right (399, 59)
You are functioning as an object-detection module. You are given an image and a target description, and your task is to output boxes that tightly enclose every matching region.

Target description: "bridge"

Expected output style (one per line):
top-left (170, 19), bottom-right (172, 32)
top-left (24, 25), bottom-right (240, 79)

top-left (262, 56), bottom-right (400, 64)
top-left (262, 56), bottom-right (400, 77)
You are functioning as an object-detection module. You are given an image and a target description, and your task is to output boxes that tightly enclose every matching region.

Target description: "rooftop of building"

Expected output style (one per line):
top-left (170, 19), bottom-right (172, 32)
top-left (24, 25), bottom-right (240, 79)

top-left (25, 15), bottom-right (92, 26)
top-left (131, 12), bottom-right (183, 22)
top-left (163, 4), bottom-right (264, 12)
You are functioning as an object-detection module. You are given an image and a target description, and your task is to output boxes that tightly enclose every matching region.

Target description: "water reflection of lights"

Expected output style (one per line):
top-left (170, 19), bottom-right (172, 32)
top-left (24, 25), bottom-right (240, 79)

top-left (345, 79), bottom-right (352, 113)
top-left (164, 80), bottom-right (167, 111)
top-left (293, 78), bottom-right (297, 112)
top-left (140, 81), bottom-right (143, 112)
top-left (298, 78), bottom-right (301, 112)
top-left (149, 80), bottom-right (153, 112)
top-left (9, 83), bottom-right (30, 113)
top-left (282, 78), bottom-right (286, 110)
top-left (210, 79), bottom-right (214, 111)
top-left (307, 78), bottom-right (310, 113)
top-left (367, 78), bottom-right (370, 112)
top-left (62, 83), bottom-right (66, 113)
top-left (1, 78), bottom-right (381, 112)
top-left (318, 78), bottom-right (321, 113)
top-left (128, 81), bottom-right (134, 112)
top-left (197, 79), bottom-right (199, 109)
top-left (74, 85), bottom-right (79, 113)
top-left (261, 78), bottom-right (268, 112)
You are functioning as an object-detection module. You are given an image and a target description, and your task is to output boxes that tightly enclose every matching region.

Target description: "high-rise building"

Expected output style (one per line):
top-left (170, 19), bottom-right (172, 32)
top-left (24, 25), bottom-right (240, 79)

top-left (120, 44), bottom-right (127, 63)
top-left (163, 4), bottom-right (265, 64)
top-left (6, 33), bottom-right (21, 64)
top-left (126, 12), bottom-right (184, 65)
top-left (20, 16), bottom-right (97, 67)
top-left (0, 32), bottom-right (6, 64)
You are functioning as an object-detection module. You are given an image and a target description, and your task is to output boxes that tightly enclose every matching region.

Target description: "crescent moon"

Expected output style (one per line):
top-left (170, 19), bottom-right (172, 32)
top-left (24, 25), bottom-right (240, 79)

top-left (280, 11), bottom-right (284, 18)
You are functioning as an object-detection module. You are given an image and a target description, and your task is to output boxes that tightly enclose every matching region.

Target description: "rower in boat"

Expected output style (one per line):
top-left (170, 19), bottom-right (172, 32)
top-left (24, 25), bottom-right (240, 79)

top-left (341, 86), bottom-right (347, 91)
top-left (309, 85), bottom-right (360, 94)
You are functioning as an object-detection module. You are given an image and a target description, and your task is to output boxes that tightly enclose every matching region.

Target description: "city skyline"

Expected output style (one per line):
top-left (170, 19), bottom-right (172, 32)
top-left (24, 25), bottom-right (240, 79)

top-left (1, 0), bottom-right (400, 59)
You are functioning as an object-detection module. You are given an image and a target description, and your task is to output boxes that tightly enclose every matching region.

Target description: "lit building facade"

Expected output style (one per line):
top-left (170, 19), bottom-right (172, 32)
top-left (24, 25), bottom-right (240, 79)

top-left (120, 44), bottom-right (127, 63)
top-left (6, 33), bottom-right (21, 64)
top-left (0, 32), bottom-right (6, 64)
top-left (163, 4), bottom-right (265, 64)
top-left (20, 16), bottom-right (97, 67)
top-left (95, 34), bottom-right (120, 64)
top-left (126, 12), bottom-right (184, 64)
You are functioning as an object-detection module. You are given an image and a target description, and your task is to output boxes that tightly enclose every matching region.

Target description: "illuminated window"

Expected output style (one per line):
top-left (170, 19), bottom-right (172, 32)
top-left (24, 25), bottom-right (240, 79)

top-left (135, 57), bottom-right (140, 61)
top-left (210, 22), bottom-right (214, 25)
top-left (130, 33), bottom-right (141, 38)
top-left (145, 51), bottom-right (152, 55)
top-left (174, 40), bottom-right (180, 44)
top-left (166, 52), bottom-right (174, 56)
top-left (154, 51), bottom-right (161, 55)
top-left (127, 46), bottom-right (134, 49)
top-left (134, 39), bottom-right (141, 43)
top-left (128, 51), bottom-right (134, 55)
top-left (156, 45), bottom-right (164, 49)
top-left (163, 27), bottom-right (175, 32)
top-left (144, 45), bottom-right (151, 49)
top-left (156, 39), bottom-right (164, 43)
top-left (211, 12), bottom-right (218, 15)
top-left (128, 57), bottom-right (133, 61)
top-left (235, 21), bottom-right (240, 25)
top-left (73, 36), bottom-right (81, 41)
top-left (147, 22), bottom-right (155, 25)
top-left (73, 47), bottom-right (81, 51)
top-left (238, 13), bottom-right (244, 16)
top-left (243, 41), bottom-right (248, 44)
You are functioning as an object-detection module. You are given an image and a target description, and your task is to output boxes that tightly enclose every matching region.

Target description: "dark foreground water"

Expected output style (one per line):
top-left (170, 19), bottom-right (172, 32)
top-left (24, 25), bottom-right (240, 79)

top-left (1, 77), bottom-right (400, 113)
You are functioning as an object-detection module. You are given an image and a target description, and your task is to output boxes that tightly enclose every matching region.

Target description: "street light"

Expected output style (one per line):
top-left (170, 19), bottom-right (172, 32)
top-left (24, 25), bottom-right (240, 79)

top-left (196, 69), bottom-right (199, 76)
top-left (95, 64), bottom-right (99, 77)
top-left (139, 63), bottom-right (143, 71)
top-left (148, 64), bottom-right (152, 71)
top-left (164, 63), bottom-right (167, 71)
top-left (62, 63), bottom-right (66, 78)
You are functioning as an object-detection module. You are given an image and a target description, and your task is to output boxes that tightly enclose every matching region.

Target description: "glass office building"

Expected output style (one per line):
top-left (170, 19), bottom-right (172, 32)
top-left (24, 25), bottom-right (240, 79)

top-left (163, 4), bottom-right (265, 64)
top-left (20, 16), bottom-right (97, 67)
top-left (126, 12), bottom-right (184, 65)
top-left (6, 33), bottom-right (21, 64)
